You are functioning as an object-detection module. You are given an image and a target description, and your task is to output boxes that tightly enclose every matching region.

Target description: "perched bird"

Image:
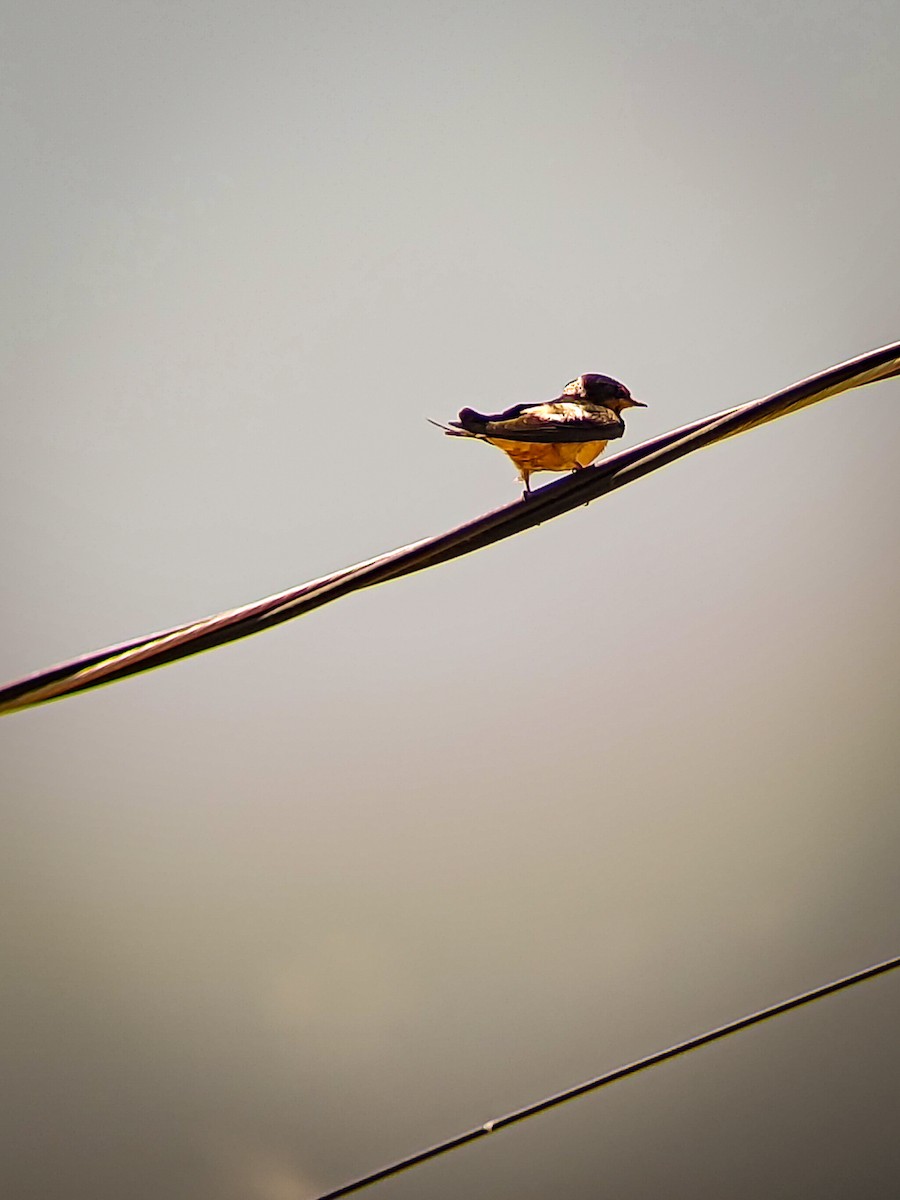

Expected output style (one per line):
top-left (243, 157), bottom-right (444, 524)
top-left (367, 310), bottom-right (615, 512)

top-left (439, 373), bottom-right (646, 493)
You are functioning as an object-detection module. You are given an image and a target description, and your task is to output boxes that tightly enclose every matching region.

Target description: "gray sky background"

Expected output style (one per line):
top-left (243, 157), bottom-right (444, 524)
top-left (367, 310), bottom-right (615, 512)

top-left (2, 2), bottom-right (899, 1197)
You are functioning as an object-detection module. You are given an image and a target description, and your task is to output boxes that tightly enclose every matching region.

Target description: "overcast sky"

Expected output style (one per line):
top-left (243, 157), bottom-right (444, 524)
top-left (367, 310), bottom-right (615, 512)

top-left (2, 3), bottom-right (899, 1198)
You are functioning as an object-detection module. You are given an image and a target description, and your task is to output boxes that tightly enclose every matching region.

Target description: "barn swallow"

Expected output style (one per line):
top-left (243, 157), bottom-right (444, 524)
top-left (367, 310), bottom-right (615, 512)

top-left (439, 373), bottom-right (645, 493)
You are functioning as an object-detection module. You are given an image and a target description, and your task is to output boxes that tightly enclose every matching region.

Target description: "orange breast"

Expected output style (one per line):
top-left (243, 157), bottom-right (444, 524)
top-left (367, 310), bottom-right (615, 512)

top-left (485, 438), bottom-right (609, 474)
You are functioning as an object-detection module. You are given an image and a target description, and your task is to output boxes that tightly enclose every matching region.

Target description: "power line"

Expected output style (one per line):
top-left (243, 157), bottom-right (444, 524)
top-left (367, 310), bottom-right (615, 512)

top-left (313, 953), bottom-right (900, 1199)
top-left (1, 342), bottom-right (899, 715)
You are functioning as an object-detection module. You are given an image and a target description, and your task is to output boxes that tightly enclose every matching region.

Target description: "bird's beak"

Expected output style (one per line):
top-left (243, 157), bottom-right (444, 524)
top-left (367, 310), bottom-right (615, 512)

top-left (629, 398), bottom-right (647, 408)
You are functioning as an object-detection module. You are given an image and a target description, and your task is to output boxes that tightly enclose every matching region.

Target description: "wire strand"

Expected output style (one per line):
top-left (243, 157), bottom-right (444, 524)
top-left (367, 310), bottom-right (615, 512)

top-left (312, 953), bottom-right (900, 1199)
top-left (2, 343), bottom-right (899, 715)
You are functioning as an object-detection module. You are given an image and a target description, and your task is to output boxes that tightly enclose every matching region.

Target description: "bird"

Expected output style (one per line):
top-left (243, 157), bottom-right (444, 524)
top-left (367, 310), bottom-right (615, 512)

top-left (437, 373), bottom-right (646, 493)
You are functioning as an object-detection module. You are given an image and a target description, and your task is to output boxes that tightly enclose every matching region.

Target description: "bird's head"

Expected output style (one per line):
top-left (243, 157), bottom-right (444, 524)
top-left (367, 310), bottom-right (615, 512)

top-left (563, 373), bottom-right (647, 413)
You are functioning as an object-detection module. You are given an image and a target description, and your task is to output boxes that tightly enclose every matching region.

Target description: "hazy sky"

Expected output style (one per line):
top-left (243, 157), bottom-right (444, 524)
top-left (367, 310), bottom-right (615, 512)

top-left (2, 3), bottom-right (899, 1198)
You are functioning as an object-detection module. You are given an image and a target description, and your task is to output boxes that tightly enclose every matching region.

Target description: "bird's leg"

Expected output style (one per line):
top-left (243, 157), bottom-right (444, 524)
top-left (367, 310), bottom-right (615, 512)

top-left (570, 463), bottom-right (591, 506)
top-left (521, 469), bottom-right (532, 499)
